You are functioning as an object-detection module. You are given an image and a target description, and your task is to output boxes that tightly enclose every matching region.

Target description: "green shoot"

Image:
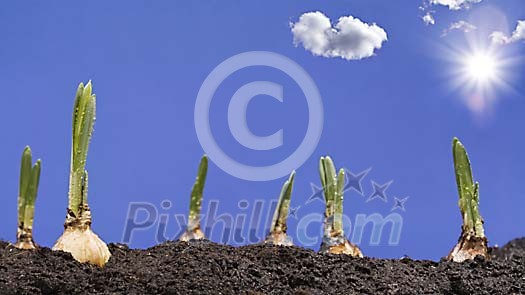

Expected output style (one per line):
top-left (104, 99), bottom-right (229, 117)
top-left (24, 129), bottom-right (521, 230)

top-left (180, 155), bottom-right (208, 241)
top-left (447, 137), bottom-right (488, 262)
top-left (265, 171), bottom-right (295, 246)
top-left (15, 146), bottom-right (41, 250)
top-left (53, 81), bottom-right (111, 267)
top-left (453, 137), bottom-right (484, 238)
top-left (319, 156), bottom-right (345, 238)
top-left (319, 156), bottom-right (362, 257)
top-left (68, 81), bottom-right (96, 218)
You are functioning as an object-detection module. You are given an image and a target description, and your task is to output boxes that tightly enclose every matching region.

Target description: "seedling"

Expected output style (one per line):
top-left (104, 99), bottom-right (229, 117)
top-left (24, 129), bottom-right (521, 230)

top-left (319, 156), bottom-right (363, 257)
top-left (265, 171), bottom-right (295, 246)
top-left (14, 146), bottom-right (41, 250)
top-left (180, 155), bottom-right (208, 241)
top-left (52, 81), bottom-right (111, 267)
top-left (447, 137), bottom-right (489, 262)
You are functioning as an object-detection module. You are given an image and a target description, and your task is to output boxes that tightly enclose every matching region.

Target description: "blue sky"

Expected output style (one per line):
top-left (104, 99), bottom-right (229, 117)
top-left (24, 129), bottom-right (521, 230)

top-left (0, 0), bottom-right (524, 260)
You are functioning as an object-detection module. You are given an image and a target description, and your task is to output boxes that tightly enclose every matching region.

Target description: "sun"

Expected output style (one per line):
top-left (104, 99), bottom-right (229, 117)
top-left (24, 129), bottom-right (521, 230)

top-left (438, 29), bottom-right (520, 115)
top-left (443, 46), bottom-right (513, 114)
top-left (455, 48), bottom-right (508, 95)
top-left (464, 53), bottom-right (498, 83)
top-left (455, 50), bottom-right (507, 114)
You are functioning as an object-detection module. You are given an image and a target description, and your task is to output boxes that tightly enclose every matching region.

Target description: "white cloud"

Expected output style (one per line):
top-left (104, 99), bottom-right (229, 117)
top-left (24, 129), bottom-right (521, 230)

top-left (420, 0), bottom-right (480, 25)
top-left (422, 13), bottom-right (435, 25)
top-left (442, 20), bottom-right (476, 36)
top-left (430, 0), bottom-right (482, 10)
top-left (490, 20), bottom-right (525, 45)
top-left (490, 32), bottom-right (509, 45)
top-left (290, 11), bottom-right (388, 61)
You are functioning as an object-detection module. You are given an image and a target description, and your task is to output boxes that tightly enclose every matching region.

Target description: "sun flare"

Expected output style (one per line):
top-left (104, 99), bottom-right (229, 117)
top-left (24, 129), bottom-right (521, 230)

top-left (442, 43), bottom-right (516, 115)
top-left (457, 50), bottom-right (504, 114)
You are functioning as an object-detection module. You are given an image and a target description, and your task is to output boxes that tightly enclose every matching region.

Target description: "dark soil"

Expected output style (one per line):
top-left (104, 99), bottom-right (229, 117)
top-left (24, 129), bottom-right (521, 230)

top-left (0, 238), bottom-right (524, 295)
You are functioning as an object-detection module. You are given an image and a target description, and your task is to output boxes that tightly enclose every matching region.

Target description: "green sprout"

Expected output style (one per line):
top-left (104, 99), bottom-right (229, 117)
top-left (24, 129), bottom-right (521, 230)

top-left (319, 156), bottom-right (363, 257)
top-left (14, 146), bottom-right (41, 250)
top-left (52, 81), bottom-right (111, 267)
top-left (447, 137), bottom-right (489, 262)
top-left (180, 155), bottom-right (208, 241)
top-left (265, 171), bottom-right (295, 246)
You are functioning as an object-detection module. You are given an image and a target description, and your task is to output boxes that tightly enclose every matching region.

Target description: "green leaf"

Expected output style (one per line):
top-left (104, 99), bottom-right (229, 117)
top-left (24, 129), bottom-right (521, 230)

top-left (188, 155), bottom-right (208, 229)
top-left (18, 147), bottom-right (33, 227)
top-left (334, 168), bottom-right (345, 233)
top-left (29, 160), bottom-right (41, 203)
top-left (72, 83), bottom-right (84, 143)
top-left (319, 157), bottom-right (327, 192)
top-left (270, 171), bottom-right (295, 233)
top-left (321, 156), bottom-right (336, 218)
top-left (18, 147), bottom-right (41, 230)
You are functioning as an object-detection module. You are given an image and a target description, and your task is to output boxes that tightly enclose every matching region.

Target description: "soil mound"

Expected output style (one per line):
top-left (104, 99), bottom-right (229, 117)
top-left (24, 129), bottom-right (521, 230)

top-left (0, 239), bottom-right (523, 294)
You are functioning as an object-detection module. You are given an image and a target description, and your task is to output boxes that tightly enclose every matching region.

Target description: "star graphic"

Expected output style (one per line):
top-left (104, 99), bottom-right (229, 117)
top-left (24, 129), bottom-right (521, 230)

top-left (343, 167), bottom-right (371, 196)
top-left (367, 180), bottom-right (393, 203)
top-left (288, 206), bottom-right (300, 219)
top-left (391, 196), bottom-right (409, 212)
top-left (307, 182), bottom-right (325, 204)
